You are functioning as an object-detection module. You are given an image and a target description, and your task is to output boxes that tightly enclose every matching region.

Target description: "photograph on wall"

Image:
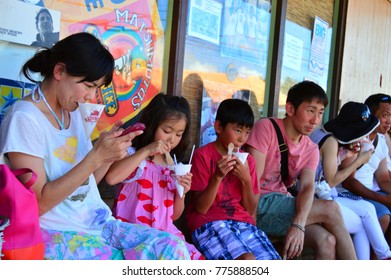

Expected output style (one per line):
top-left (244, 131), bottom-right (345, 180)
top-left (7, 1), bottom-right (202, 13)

top-left (188, 0), bottom-right (222, 45)
top-left (0, 0), bottom-right (60, 47)
top-left (19, 0), bottom-right (45, 6)
top-left (221, 0), bottom-right (270, 65)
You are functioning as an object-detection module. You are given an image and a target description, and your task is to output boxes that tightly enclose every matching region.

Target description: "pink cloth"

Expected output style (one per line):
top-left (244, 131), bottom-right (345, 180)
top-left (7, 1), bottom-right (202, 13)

top-left (113, 159), bottom-right (203, 260)
top-left (186, 143), bottom-right (259, 234)
top-left (246, 118), bottom-right (319, 195)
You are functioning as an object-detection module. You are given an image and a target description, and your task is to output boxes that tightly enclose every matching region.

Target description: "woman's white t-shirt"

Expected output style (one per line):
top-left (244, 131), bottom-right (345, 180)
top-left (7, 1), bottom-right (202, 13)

top-left (337, 133), bottom-right (388, 193)
top-left (0, 100), bottom-right (114, 235)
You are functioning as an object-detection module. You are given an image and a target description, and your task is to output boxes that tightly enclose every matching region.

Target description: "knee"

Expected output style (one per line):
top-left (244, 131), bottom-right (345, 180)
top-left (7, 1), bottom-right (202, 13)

top-left (357, 200), bottom-right (377, 220)
top-left (313, 231), bottom-right (337, 259)
top-left (379, 215), bottom-right (390, 232)
top-left (318, 231), bottom-right (336, 248)
top-left (236, 252), bottom-right (256, 260)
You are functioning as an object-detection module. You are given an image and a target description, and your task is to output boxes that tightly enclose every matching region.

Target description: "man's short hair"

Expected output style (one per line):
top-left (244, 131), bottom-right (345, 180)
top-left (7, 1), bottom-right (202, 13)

top-left (286, 80), bottom-right (328, 110)
top-left (364, 93), bottom-right (391, 114)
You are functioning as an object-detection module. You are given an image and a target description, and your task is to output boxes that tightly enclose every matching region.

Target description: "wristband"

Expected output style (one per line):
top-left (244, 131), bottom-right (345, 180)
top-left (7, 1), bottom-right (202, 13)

top-left (291, 223), bottom-right (305, 233)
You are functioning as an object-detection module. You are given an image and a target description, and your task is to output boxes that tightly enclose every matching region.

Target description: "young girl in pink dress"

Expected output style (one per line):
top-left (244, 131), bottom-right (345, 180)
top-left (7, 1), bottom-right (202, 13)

top-left (105, 93), bottom-right (203, 260)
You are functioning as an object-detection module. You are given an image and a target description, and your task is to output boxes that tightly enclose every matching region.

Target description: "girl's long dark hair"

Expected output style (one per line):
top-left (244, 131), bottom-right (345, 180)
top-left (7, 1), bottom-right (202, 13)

top-left (132, 93), bottom-right (191, 161)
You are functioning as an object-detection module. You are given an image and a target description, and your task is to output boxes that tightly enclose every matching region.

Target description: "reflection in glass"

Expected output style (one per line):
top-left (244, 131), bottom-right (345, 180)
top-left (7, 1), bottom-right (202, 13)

top-left (182, 0), bottom-right (272, 146)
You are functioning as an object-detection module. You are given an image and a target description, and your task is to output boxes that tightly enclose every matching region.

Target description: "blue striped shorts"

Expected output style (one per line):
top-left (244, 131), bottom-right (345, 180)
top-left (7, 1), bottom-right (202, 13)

top-left (191, 219), bottom-right (280, 260)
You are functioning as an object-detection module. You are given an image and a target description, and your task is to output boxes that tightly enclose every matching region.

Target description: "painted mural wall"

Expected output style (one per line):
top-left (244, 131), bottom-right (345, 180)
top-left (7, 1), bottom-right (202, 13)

top-left (0, 0), bottom-right (168, 140)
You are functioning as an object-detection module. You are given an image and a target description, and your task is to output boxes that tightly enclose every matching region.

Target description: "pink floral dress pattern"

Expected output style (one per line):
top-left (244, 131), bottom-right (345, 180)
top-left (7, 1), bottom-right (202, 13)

top-left (113, 158), bottom-right (203, 260)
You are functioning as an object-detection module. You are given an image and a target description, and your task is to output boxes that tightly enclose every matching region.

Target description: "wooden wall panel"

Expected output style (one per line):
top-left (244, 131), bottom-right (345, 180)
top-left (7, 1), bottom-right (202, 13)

top-left (340, 0), bottom-right (391, 107)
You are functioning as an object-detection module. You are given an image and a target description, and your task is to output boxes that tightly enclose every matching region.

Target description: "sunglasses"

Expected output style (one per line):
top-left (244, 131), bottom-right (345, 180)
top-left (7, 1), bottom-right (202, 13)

top-left (380, 96), bottom-right (391, 101)
top-left (366, 95), bottom-right (391, 106)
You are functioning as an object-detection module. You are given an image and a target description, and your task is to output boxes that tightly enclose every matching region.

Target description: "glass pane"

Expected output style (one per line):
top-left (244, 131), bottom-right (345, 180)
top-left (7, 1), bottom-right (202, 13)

top-left (278, 0), bottom-right (334, 117)
top-left (182, 0), bottom-right (272, 147)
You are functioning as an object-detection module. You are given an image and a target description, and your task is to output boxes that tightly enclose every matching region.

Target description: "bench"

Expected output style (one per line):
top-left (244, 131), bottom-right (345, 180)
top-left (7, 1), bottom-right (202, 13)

top-left (99, 181), bottom-right (315, 260)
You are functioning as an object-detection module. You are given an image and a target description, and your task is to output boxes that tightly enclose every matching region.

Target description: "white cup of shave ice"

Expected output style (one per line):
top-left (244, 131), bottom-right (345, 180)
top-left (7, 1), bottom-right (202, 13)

top-left (78, 102), bottom-right (105, 139)
top-left (173, 163), bottom-right (192, 198)
top-left (361, 138), bottom-right (374, 152)
top-left (232, 152), bottom-right (249, 164)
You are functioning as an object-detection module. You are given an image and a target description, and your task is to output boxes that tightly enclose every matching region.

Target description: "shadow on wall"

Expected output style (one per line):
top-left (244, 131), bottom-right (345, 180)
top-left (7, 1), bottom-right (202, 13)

top-left (182, 73), bottom-right (204, 161)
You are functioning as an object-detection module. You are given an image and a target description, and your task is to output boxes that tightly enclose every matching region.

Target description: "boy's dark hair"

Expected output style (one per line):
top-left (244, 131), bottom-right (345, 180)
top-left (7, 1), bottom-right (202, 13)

top-left (364, 93), bottom-right (391, 115)
top-left (133, 93), bottom-right (191, 161)
top-left (286, 80), bottom-right (328, 110)
top-left (22, 32), bottom-right (114, 86)
top-left (215, 98), bottom-right (254, 128)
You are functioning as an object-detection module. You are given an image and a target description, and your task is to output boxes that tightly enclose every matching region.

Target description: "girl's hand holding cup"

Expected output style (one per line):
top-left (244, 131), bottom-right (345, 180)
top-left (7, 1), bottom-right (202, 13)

top-left (173, 163), bottom-right (192, 197)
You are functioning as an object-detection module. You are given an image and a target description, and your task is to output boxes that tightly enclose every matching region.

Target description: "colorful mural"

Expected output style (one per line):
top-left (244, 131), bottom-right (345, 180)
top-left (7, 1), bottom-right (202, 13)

top-left (1, 0), bottom-right (165, 140)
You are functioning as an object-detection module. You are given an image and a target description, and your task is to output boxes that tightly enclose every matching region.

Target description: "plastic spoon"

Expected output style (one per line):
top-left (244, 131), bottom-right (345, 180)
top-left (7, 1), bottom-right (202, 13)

top-left (165, 152), bottom-right (175, 166)
top-left (227, 143), bottom-right (234, 156)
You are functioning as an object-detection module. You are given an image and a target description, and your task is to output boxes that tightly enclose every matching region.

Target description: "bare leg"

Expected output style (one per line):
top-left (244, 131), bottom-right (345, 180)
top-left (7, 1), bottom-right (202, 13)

top-left (306, 199), bottom-right (356, 260)
top-left (379, 215), bottom-right (390, 233)
top-left (236, 252), bottom-right (256, 260)
top-left (386, 228), bottom-right (391, 248)
top-left (304, 224), bottom-right (336, 259)
top-left (380, 215), bottom-right (391, 246)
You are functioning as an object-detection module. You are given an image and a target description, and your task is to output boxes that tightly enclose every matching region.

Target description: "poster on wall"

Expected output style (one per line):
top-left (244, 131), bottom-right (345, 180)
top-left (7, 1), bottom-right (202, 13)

top-left (188, 0), bottom-right (222, 45)
top-left (221, 0), bottom-right (270, 65)
top-left (36, 0), bottom-right (166, 140)
top-left (282, 33), bottom-right (304, 72)
top-left (0, 78), bottom-right (34, 126)
top-left (0, 0), bottom-right (60, 47)
top-left (309, 16), bottom-right (328, 77)
top-left (279, 20), bottom-right (331, 112)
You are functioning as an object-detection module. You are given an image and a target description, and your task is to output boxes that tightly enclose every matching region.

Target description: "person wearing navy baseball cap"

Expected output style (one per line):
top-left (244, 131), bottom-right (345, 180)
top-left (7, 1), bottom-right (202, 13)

top-left (323, 101), bottom-right (379, 144)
